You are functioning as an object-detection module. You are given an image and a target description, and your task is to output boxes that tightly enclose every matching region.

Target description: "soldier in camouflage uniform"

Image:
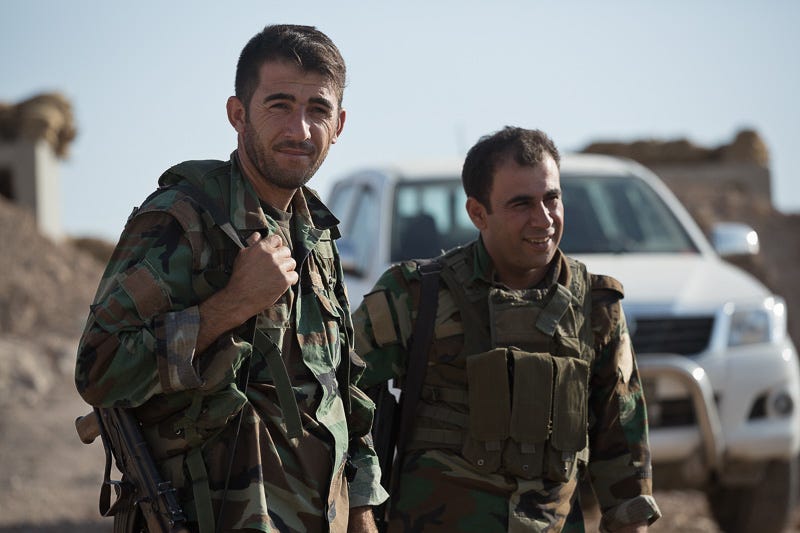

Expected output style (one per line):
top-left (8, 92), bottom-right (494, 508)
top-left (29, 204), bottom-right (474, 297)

top-left (353, 127), bottom-right (662, 532)
top-left (75, 25), bottom-right (387, 533)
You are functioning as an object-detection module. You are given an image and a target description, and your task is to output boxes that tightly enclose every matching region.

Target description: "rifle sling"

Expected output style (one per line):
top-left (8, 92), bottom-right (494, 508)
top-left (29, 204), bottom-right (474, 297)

top-left (169, 181), bottom-right (247, 251)
top-left (252, 329), bottom-right (303, 438)
top-left (390, 259), bottom-right (442, 497)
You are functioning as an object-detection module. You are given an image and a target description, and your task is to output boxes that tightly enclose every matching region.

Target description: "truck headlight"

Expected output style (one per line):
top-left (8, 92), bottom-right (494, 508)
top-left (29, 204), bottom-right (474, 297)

top-left (725, 297), bottom-right (787, 346)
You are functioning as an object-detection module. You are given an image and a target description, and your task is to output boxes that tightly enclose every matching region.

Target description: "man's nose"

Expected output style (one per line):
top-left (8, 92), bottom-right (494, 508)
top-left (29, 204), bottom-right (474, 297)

top-left (285, 107), bottom-right (312, 140)
top-left (529, 202), bottom-right (553, 228)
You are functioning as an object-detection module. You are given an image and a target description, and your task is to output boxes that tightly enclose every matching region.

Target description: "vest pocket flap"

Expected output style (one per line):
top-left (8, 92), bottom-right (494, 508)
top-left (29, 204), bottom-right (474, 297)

top-left (491, 304), bottom-right (540, 347)
top-left (466, 348), bottom-right (510, 440)
top-left (510, 350), bottom-right (553, 443)
top-left (551, 357), bottom-right (589, 451)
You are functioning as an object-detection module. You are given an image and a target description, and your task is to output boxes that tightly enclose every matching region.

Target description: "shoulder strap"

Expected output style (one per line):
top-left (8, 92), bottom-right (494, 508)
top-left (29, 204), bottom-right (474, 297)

top-left (390, 258), bottom-right (443, 493)
top-left (133, 180), bottom-right (247, 251)
top-left (170, 181), bottom-right (246, 250)
top-left (438, 262), bottom-right (492, 353)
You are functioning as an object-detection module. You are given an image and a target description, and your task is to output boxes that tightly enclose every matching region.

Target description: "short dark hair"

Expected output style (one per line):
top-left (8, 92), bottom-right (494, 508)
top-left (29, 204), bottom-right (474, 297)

top-left (462, 126), bottom-right (560, 210)
top-left (235, 24), bottom-right (347, 111)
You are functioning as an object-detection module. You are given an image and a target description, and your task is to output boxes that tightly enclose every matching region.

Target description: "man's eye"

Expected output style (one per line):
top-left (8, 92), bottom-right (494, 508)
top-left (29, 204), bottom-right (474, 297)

top-left (310, 106), bottom-right (332, 118)
top-left (545, 196), bottom-right (561, 207)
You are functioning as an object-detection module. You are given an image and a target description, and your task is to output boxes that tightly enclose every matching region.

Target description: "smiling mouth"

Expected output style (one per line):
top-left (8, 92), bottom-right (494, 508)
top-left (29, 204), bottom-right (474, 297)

top-left (524, 236), bottom-right (551, 245)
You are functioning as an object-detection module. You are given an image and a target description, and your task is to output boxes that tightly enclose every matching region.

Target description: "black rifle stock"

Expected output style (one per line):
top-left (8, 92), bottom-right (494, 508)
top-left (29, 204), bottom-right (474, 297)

top-left (76, 408), bottom-right (190, 533)
top-left (367, 382), bottom-right (399, 531)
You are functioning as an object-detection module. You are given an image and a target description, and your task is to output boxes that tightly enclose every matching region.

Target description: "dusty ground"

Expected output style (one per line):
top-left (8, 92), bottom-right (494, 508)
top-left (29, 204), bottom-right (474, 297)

top-left (2, 188), bottom-right (800, 532)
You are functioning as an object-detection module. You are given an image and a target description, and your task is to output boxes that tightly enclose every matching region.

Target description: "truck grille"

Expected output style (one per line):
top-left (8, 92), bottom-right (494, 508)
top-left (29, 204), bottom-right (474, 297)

top-left (631, 316), bottom-right (714, 355)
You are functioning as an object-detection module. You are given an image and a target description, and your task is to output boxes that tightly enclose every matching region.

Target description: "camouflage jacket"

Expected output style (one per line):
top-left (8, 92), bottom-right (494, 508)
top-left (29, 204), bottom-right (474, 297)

top-left (353, 239), bottom-right (660, 532)
top-left (76, 153), bottom-right (388, 532)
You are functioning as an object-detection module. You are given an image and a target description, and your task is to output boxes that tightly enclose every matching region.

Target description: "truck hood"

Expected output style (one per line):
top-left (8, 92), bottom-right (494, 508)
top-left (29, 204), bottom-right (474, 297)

top-left (573, 252), bottom-right (771, 313)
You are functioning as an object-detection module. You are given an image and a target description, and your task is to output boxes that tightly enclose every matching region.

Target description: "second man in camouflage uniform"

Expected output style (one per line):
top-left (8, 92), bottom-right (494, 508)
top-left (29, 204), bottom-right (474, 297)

top-left (353, 127), bottom-right (661, 532)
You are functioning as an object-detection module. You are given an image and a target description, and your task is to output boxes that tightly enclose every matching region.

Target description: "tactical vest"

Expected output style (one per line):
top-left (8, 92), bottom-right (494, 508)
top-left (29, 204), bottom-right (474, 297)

top-left (408, 246), bottom-right (595, 483)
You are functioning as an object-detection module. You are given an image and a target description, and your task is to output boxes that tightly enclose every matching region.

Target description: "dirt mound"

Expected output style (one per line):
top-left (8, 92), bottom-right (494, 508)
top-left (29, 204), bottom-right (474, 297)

top-left (0, 197), bottom-right (104, 408)
top-left (0, 197), bottom-right (102, 339)
top-left (0, 197), bottom-right (108, 529)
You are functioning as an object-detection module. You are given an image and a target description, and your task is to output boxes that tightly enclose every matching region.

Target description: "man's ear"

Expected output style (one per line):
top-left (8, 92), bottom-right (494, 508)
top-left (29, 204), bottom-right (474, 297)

top-left (331, 108), bottom-right (346, 144)
top-left (466, 197), bottom-right (488, 231)
top-left (226, 96), bottom-right (246, 133)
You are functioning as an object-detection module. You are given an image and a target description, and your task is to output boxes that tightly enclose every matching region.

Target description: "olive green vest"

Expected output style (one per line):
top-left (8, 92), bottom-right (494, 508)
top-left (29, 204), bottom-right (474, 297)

top-left (408, 246), bottom-right (595, 482)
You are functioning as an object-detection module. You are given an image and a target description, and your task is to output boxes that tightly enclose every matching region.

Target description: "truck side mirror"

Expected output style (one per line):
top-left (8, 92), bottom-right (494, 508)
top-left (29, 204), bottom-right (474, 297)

top-left (711, 222), bottom-right (760, 257)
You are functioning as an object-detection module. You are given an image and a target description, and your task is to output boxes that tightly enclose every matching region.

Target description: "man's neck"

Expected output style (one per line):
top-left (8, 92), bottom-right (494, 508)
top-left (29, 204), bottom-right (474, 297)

top-left (493, 257), bottom-right (559, 291)
top-left (495, 268), bottom-right (548, 290)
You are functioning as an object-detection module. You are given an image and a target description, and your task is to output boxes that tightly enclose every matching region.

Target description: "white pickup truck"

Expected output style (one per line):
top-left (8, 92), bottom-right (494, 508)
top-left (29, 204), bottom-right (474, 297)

top-left (327, 153), bottom-right (800, 533)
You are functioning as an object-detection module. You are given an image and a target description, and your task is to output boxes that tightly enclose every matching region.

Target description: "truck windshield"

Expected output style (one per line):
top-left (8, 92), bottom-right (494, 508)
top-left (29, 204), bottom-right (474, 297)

top-left (390, 173), bottom-right (697, 262)
top-left (560, 174), bottom-right (698, 254)
top-left (391, 178), bottom-right (476, 262)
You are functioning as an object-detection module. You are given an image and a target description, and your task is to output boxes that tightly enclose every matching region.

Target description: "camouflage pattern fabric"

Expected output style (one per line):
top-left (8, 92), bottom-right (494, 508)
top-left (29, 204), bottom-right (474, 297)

top-left (75, 152), bottom-right (387, 532)
top-left (353, 239), bottom-right (660, 532)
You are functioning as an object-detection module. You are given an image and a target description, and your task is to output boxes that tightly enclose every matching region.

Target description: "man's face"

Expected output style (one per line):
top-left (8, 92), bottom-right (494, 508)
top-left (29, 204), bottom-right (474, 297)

top-left (467, 155), bottom-right (563, 289)
top-left (235, 60), bottom-right (345, 190)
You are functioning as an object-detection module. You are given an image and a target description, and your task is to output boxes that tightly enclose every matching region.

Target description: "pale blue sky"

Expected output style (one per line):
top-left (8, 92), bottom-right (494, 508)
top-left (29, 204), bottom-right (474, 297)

top-left (3, 0), bottom-right (799, 241)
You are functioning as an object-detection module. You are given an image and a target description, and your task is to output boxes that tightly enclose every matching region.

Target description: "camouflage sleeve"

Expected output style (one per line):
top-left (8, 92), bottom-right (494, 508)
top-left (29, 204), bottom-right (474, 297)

top-left (351, 262), bottom-right (419, 389)
top-left (346, 377), bottom-right (390, 507)
top-left (587, 276), bottom-right (662, 529)
top-left (327, 246), bottom-right (390, 507)
top-left (75, 210), bottom-right (207, 408)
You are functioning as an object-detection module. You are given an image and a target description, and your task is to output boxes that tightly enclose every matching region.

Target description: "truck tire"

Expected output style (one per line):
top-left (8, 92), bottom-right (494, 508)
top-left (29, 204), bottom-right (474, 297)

top-left (707, 457), bottom-right (798, 533)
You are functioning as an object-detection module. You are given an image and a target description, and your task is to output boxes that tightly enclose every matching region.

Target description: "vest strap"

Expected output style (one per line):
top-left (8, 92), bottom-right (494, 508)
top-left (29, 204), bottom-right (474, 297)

top-left (439, 265), bottom-right (491, 353)
top-left (417, 404), bottom-right (469, 428)
top-left (168, 181), bottom-right (245, 249)
top-left (442, 251), bottom-right (471, 286)
top-left (422, 385), bottom-right (469, 405)
top-left (173, 395), bottom-right (207, 447)
top-left (252, 329), bottom-right (303, 439)
top-left (535, 284), bottom-right (574, 336)
top-left (410, 427), bottom-right (463, 447)
top-left (186, 446), bottom-right (214, 533)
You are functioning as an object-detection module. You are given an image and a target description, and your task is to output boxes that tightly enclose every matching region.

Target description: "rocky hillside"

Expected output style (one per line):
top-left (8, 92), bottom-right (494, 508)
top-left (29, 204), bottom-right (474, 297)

top-left (0, 197), bottom-right (109, 530)
top-left (0, 197), bottom-right (104, 408)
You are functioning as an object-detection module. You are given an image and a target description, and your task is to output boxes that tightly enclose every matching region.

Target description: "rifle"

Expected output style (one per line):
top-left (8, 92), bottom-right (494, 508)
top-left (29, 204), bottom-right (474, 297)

top-left (76, 408), bottom-right (190, 533)
top-left (369, 259), bottom-right (442, 531)
top-left (367, 381), bottom-right (400, 525)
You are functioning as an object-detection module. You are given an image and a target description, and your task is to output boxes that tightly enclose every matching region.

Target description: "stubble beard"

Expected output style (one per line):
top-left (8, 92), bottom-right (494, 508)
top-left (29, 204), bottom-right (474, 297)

top-left (243, 122), bottom-right (327, 190)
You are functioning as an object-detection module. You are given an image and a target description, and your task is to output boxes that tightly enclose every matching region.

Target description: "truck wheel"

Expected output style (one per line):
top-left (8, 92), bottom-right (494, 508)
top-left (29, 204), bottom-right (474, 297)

top-left (707, 457), bottom-right (798, 533)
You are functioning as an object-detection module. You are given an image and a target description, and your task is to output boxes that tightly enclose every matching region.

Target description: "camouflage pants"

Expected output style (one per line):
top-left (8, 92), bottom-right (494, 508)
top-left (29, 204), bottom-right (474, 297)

top-left (388, 450), bottom-right (585, 533)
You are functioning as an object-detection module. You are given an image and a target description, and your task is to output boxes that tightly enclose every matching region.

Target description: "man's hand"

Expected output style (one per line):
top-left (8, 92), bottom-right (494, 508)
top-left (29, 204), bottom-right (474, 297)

top-left (230, 232), bottom-right (299, 315)
top-left (196, 232), bottom-right (298, 353)
top-left (348, 506), bottom-right (378, 533)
